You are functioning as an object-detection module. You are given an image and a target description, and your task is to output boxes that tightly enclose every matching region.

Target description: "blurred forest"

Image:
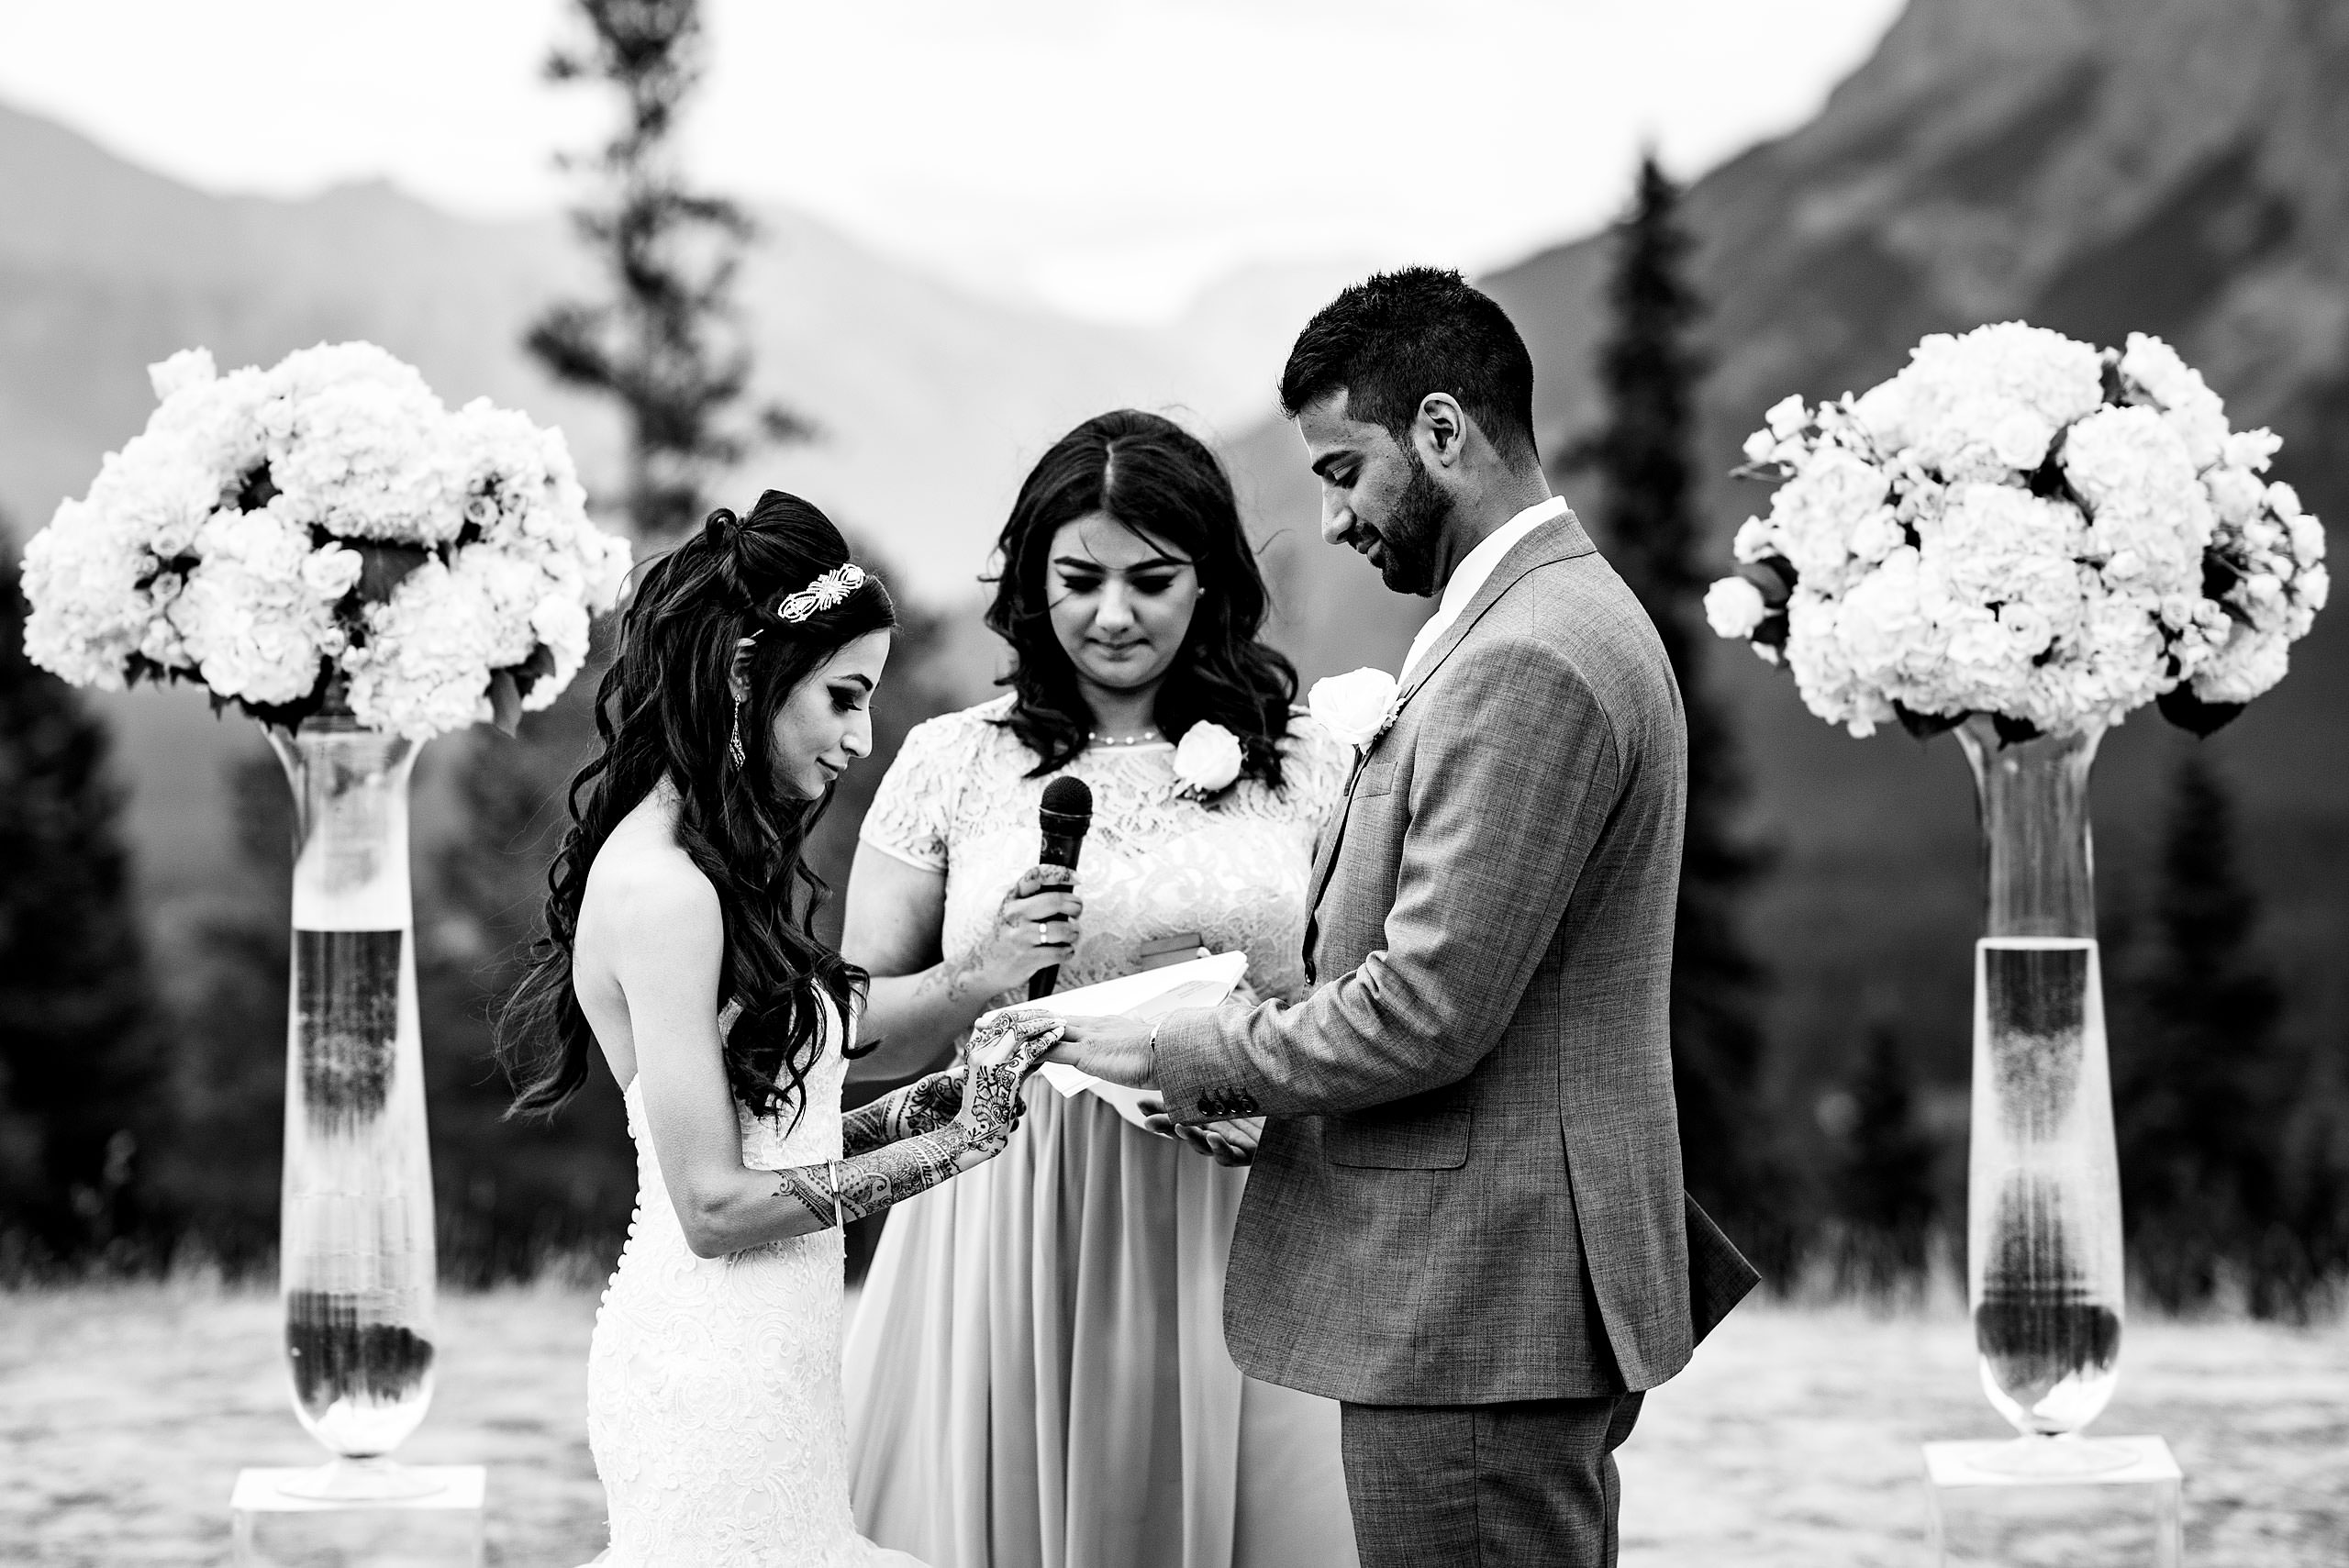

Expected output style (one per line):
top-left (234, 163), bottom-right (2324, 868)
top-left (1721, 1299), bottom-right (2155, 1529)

top-left (3, 0), bottom-right (2346, 1312)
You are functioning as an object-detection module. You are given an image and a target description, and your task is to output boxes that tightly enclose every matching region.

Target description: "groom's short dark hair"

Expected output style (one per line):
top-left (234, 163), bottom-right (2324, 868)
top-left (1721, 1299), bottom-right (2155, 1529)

top-left (1279, 267), bottom-right (1538, 463)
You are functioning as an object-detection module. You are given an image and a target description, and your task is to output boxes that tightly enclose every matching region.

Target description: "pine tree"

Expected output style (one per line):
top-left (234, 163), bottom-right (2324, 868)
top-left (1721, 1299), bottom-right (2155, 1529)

top-left (0, 546), bottom-right (165, 1260)
top-left (1830, 1024), bottom-right (1940, 1295)
top-left (2115, 752), bottom-right (2288, 1309)
top-left (529, 0), bottom-right (808, 541)
top-left (1574, 153), bottom-right (1780, 1263)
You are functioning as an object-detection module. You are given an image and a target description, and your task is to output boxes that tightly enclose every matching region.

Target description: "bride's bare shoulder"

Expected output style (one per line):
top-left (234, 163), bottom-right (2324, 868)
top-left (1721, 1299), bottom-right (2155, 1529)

top-left (581, 793), bottom-right (720, 940)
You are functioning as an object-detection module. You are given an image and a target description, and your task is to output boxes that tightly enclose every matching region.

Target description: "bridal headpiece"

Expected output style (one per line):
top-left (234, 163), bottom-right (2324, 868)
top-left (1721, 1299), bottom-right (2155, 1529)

top-left (774, 562), bottom-right (869, 624)
top-left (738, 562), bottom-right (870, 651)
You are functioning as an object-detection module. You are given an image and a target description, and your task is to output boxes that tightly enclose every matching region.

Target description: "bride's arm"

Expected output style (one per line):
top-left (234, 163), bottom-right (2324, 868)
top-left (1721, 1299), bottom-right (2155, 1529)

top-left (839, 1069), bottom-right (963, 1155)
top-left (621, 865), bottom-right (1043, 1258)
top-left (843, 848), bottom-right (1079, 1082)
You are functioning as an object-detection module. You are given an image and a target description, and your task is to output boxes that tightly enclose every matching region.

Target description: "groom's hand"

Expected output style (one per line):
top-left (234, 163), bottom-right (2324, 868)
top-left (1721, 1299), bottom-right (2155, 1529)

top-left (1042, 1013), bottom-right (1158, 1089)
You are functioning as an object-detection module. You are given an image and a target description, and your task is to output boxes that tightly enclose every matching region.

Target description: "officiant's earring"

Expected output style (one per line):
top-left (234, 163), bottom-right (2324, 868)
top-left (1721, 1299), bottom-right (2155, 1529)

top-left (729, 698), bottom-right (748, 770)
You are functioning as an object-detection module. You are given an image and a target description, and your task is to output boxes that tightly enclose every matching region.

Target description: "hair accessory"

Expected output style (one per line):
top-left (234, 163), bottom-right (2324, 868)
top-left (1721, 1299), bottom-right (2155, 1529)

top-left (774, 562), bottom-right (868, 623)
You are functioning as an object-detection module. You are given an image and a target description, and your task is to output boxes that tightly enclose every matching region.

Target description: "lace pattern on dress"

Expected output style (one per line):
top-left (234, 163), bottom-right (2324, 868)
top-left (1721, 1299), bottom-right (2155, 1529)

top-left (859, 696), bottom-right (1353, 1031)
top-left (587, 999), bottom-right (916, 1567)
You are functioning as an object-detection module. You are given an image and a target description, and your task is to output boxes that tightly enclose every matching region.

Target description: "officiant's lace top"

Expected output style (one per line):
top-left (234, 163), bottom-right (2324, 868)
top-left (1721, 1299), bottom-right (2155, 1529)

top-left (861, 696), bottom-right (1353, 1016)
top-left (587, 998), bottom-right (923, 1568)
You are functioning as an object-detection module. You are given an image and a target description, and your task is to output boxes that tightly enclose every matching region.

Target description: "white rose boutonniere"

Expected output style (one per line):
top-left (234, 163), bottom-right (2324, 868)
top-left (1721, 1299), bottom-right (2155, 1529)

top-left (1308, 666), bottom-right (1401, 752)
top-left (1172, 720), bottom-right (1245, 799)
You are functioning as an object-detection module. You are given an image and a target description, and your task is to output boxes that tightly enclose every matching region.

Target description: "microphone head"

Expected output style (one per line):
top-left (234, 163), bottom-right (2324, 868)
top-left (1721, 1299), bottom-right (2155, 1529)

top-left (1040, 776), bottom-right (1093, 823)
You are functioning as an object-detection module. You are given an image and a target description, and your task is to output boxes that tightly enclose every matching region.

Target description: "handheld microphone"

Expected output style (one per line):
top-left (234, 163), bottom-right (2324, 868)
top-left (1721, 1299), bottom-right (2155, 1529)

top-left (1029, 775), bottom-right (1093, 1000)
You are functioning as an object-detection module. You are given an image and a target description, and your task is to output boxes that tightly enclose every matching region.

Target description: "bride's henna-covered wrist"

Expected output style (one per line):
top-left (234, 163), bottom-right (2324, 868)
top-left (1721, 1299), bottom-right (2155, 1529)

top-left (839, 1071), bottom-right (963, 1156)
top-left (772, 1121), bottom-right (985, 1230)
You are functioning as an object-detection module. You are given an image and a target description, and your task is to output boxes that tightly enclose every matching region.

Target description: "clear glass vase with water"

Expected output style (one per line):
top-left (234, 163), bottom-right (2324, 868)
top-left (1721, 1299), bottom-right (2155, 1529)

top-left (1957, 715), bottom-right (2128, 1475)
top-left (268, 714), bottom-right (441, 1500)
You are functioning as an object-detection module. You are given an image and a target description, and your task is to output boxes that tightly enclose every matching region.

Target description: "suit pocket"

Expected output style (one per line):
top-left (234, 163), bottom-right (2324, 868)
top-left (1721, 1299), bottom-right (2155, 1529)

top-left (1324, 1106), bottom-right (1471, 1169)
top-left (1352, 760), bottom-right (1397, 799)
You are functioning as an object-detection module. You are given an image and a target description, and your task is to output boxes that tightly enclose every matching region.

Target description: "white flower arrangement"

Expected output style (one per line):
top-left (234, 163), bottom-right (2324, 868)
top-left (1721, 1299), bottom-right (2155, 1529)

top-left (1711, 323), bottom-right (2326, 739)
top-left (1171, 720), bottom-right (1245, 799)
top-left (22, 343), bottom-right (631, 739)
top-left (1308, 666), bottom-right (1402, 752)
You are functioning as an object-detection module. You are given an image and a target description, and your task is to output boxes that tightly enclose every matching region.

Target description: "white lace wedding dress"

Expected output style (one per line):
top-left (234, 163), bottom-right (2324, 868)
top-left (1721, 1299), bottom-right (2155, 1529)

top-left (586, 999), bottom-right (925, 1568)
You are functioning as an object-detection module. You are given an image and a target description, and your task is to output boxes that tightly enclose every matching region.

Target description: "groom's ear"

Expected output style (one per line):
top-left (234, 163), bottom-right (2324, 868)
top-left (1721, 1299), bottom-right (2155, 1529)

top-left (1412, 393), bottom-right (1469, 471)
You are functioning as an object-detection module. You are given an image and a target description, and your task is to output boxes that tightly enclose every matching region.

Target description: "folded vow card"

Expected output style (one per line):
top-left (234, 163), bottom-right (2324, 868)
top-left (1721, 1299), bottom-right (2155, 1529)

top-left (980, 951), bottom-right (1249, 1129)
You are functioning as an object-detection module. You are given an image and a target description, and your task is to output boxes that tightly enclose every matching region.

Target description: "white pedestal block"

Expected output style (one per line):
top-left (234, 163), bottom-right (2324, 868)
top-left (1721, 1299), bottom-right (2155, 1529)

top-left (230, 1465), bottom-right (484, 1568)
top-left (1923, 1436), bottom-right (2181, 1567)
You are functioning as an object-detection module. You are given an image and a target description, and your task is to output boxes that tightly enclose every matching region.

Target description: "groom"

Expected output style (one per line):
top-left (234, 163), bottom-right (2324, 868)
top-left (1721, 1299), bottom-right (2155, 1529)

top-left (1048, 268), bottom-right (1758, 1564)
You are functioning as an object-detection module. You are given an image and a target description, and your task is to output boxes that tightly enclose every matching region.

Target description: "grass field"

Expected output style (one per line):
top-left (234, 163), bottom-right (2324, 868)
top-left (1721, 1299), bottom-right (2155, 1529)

top-left (2, 1279), bottom-right (2343, 1566)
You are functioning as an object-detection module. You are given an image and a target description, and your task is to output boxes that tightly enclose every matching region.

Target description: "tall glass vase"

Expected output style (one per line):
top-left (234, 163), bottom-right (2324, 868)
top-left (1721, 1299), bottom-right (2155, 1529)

top-left (266, 714), bottom-right (441, 1500)
top-left (1956, 714), bottom-right (2129, 1475)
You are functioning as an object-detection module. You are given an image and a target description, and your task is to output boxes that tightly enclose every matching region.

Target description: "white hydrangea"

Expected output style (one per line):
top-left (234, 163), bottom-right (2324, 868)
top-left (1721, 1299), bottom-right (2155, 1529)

top-left (1850, 322), bottom-right (2105, 482)
top-left (168, 506), bottom-right (347, 706)
top-left (21, 340), bottom-right (629, 739)
top-left (262, 373), bottom-right (460, 544)
top-left (1707, 322), bottom-right (2324, 737)
top-left (2060, 406), bottom-right (2211, 593)
top-left (344, 559), bottom-right (502, 739)
top-left (2118, 333), bottom-right (2229, 471)
top-left (21, 499), bottom-right (154, 689)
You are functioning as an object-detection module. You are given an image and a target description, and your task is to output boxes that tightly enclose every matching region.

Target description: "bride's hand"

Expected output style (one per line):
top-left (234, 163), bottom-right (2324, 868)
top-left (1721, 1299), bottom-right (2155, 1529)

top-left (956, 1009), bottom-right (1063, 1155)
top-left (972, 865), bottom-right (1084, 995)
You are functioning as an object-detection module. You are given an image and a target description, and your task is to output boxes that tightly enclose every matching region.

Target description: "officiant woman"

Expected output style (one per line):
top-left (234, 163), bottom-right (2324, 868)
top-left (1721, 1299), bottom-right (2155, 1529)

top-left (841, 409), bottom-right (1360, 1568)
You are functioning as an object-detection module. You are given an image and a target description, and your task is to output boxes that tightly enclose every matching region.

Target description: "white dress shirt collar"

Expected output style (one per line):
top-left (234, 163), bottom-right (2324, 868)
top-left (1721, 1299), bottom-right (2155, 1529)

top-left (1398, 495), bottom-right (1571, 684)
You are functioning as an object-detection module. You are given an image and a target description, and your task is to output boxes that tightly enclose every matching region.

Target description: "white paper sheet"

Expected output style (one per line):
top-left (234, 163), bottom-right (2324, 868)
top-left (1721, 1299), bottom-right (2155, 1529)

top-left (977, 952), bottom-right (1248, 1129)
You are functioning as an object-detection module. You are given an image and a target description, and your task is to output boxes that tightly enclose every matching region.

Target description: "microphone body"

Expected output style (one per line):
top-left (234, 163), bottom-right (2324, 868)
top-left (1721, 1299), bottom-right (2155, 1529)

top-left (1028, 777), bottom-right (1094, 999)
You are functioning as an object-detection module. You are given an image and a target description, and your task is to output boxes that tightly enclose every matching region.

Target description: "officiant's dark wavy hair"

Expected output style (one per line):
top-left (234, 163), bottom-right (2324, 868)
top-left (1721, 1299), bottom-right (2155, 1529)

top-left (986, 409), bottom-right (1297, 789)
top-left (497, 490), bottom-right (894, 1125)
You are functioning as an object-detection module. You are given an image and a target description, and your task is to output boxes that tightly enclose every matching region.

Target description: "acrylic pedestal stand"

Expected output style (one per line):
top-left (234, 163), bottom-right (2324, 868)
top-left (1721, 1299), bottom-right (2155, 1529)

top-left (1923, 1437), bottom-right (2181, 1567)
top-left (231, 1464), bottom-right (484, 1567)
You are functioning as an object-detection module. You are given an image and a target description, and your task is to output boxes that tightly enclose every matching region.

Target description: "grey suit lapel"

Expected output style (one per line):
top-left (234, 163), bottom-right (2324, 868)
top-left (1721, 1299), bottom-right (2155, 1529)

top-left (1304, 512), bottom-right (1594, 925)
top-left (1388, 513), bottom-right (1594, 724)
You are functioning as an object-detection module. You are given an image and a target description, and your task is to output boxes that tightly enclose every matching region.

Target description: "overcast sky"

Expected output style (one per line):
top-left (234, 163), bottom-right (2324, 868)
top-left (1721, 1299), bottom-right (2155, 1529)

top-left (0, 0), bottom-right (1905, 322)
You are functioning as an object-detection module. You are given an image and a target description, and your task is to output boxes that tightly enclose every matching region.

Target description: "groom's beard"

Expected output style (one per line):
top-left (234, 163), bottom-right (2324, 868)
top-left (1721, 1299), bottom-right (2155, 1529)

top-left (1373, 452), bottom-right (1452, 597)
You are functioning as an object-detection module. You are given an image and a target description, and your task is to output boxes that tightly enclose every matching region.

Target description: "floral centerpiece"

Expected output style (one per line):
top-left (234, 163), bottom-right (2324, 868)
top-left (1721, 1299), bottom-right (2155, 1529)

top-left (18, 342), bottom-right (629, 1500)
top-left (1704, 322), bottom-right (2325, 1473)
top-left (1704, 322), bottom-right (2325, 740)
top-left (24, 340), bottom-right (629, 736)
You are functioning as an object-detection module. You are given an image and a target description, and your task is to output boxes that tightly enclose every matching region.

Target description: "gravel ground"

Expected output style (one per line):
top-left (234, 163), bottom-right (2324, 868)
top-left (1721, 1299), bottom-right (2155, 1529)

top-left (2, 1280), bottom-right (2342, 1566)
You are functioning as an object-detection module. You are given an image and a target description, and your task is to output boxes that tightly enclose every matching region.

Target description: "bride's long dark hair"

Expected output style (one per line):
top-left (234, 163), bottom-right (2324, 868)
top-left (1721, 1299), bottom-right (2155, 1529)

top-left (497, 489), bottom-right (896, 1125)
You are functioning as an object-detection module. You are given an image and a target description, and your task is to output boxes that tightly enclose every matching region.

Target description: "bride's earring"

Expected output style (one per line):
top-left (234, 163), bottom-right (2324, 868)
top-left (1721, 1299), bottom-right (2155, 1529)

top-left (729, 698), bottom-right (748, 770)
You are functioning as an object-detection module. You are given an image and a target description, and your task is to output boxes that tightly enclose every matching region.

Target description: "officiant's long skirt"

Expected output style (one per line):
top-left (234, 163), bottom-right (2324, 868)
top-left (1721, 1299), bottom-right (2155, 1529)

top-left (844, 1084), bottom-right (1360, 1568)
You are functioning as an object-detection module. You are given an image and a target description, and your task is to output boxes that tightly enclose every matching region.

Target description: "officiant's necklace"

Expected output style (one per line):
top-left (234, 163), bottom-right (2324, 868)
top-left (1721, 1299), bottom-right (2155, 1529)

top-left (1089, 726), bottom-right (1163, 747)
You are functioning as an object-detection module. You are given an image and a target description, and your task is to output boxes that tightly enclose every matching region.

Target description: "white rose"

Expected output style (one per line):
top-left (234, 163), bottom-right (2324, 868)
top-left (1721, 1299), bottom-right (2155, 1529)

top-left (302, 543), bottom-right (365, 601)
top-left (1172, 721), bottom-right (1245, 795)
top-left (1308, 666), bottom-right (1400, 750)
top-left (1703, 576), bottom-right (1769, 639)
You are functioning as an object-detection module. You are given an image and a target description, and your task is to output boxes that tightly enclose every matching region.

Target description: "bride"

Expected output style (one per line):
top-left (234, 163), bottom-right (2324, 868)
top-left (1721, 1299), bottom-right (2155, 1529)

top-left (497, 491), bottom-right (1058, 1568)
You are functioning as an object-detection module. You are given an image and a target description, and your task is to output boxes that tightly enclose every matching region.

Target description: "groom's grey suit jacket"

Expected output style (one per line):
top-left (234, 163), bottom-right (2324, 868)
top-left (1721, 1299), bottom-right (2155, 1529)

top-left (1153, 512), bottom-right (1758, 1405)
